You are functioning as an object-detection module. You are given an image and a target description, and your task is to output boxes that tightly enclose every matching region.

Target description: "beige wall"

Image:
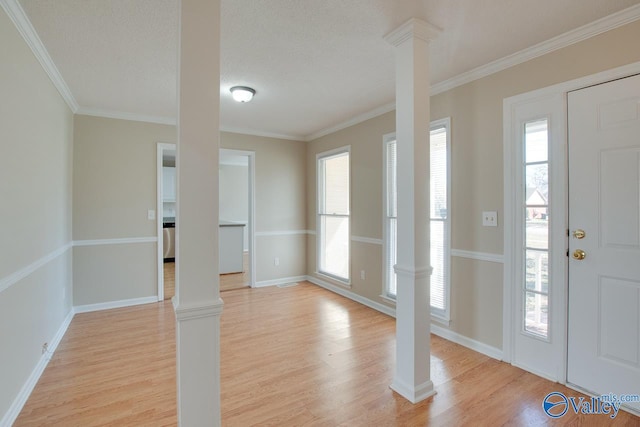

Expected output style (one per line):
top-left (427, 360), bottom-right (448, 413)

top-left (71, 122), bottom-right (307, 304)
top-left (73, 115), bottom-right (175, 240)
top-left (0, 8), bottom-right (74, 420)
top-left (306, 112), bottom-right (395, 296)
top-left (72, 115), bottom-right (175, 305)
top-left (306, 19), bottom-right (640, 350)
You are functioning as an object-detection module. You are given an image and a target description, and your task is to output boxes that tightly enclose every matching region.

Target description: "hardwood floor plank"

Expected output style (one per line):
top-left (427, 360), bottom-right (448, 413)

top-left (14, 282), bottom-right (640, 426)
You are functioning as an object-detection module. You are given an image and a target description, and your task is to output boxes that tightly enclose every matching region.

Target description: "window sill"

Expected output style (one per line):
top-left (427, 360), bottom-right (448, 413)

top-left (431, 313), bottom-right (451, 326)
top-left (379, 294), bottom-right (397, 305)
top-left (316, 272), bottom-right (351, 288)
top-left (379, 295), bottom-right (451, 326)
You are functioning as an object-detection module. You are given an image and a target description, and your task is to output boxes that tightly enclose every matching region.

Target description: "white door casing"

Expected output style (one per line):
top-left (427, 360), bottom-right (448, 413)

top-left (567, 74), bottom-right (640, 412)
top-left (504, 62), bottom-right (640, 390)
top-left (504, 93), bottom-right (568, 381)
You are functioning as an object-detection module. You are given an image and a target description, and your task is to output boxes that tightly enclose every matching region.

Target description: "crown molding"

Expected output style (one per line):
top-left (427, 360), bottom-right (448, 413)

top-left (307, 4), bottom-right (640, 140)
top-left (430, 3), bottom-right (640, 96)
top-left (7, 0), bottom-right (638, 142)
top-left (305, 102), bottom-right (396, 142)
top-left (220, 126), bottom-right (304, 142)
top-left (0, 0), bottom-right (78, 112)
top-left (76, 107), bottom-right (176, 125)
top-left (384, 18), bottom-right (441, 46)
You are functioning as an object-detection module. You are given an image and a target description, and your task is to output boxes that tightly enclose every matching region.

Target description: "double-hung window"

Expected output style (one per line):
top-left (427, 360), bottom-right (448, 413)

top-left (317, 147), bottom-right (350, 283)
top-left (384, 119), bottom-right (451, 320)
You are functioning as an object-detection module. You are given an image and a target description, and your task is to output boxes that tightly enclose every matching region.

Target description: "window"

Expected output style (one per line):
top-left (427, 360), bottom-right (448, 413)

top-left (384, 137), bottom-right (398, 297)
top-left (429, 124), bottom-right (449, 318)
top-left (384, 119), bottom-right (451, 320)
top-left (317, 147), bottom-right (350, 282)
top-left (523, 119), bottom-right (549, 338)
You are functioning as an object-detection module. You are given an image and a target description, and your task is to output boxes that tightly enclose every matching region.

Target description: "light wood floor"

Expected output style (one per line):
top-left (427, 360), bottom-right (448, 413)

top-left (15, 282), bottom-right (640, 426)
top-left (163, 261), bottom-right (175, 300)
top-left (220, 252), bottom-right (250, 292)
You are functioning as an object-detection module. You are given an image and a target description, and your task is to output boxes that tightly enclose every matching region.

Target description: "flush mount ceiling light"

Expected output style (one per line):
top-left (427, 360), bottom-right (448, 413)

top-left (230, 86), bottom-right (256, 103)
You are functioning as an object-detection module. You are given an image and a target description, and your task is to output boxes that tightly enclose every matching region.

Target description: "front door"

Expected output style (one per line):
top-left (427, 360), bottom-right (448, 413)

top-left (567, 74), bottom-right (640, 412)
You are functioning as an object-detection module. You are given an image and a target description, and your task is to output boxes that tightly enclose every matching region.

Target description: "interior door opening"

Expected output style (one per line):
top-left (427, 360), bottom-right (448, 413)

top-left (157, 145), bottom-right (257, 300)
top-left (219, 149), bottom-right (256, 291)
top-left (157, 143), bottom-right (176, 301)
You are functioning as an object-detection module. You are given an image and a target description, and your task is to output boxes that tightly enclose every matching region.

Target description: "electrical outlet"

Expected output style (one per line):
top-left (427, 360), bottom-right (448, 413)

top-left (482, 211), bottom-right (498, 227)
top-left (42, 343), bottom-right (48, 354)
top-left (360, 270), bottom-right (365, 280)
top-left (274, 257), bottom-right (279, 266)
top-left (147, 209), bottom-right (156, 220)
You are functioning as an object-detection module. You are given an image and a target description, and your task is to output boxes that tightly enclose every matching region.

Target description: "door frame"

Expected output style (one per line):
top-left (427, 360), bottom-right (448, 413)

top-left (220, 148), bottom-right (256, 288)
top-left (157, 142), bottom-right (176, 301)
top-left (503, 61), bottom-right (640, 381)
top-left (157, 145), bottom-right (258, 299)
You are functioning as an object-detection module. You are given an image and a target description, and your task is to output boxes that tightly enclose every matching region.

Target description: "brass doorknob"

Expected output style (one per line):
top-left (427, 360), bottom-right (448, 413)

top-left (572, 249), bottom-right (586, 260)
top-left (572, 229), bottom-right (586, 239)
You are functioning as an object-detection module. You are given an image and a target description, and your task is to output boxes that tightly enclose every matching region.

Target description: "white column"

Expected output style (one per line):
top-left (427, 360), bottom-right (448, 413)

top-left (175, 0), bottom-right (223, 425)
top-left (384, 18), bottom-right (440, 404)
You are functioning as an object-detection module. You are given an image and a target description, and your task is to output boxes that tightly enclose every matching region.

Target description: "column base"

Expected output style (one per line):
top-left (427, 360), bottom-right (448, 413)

top-left (390, 377), bottom-right (436, 404)
top-left (175, 299), bottom-right (224, 426)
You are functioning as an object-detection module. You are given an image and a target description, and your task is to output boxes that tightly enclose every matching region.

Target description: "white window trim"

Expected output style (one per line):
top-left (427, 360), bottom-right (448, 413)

top-left (382, 132), bottom-right (397, 300)
top-left (316, 145), bottom-right (351, 286)
top-left (382, 117), bottom-right (452, 323)
top-left (430, 117), bottom-right (452, 322)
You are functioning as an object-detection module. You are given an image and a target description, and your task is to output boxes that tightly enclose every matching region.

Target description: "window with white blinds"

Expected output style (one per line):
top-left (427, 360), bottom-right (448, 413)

top-left (317, 147), bottom-right (350, 282)
top-left (384, 138), bottom-right (398, 297)
top-left (429, 125), bottom-right (449, 317)
top-left (383, 119), bottom-right (451, 320)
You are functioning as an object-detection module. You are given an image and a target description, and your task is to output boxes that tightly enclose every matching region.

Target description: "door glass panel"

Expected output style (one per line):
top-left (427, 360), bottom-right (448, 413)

top-left (525, 120), bottom-right (549, 163)
top-left (523, 118), bottom-right (549, 339)
top-left (526, 220), bottom-right (548, 250)
top-left (525, 250), bottom-right (549, 293)
top-left (525, 164), bottom-right (548, 201)
top-left (525, 291), bottom-right (549, 337)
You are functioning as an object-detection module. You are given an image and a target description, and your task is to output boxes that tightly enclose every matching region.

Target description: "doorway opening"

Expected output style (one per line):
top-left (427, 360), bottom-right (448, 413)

top-left (157, 142), bottom-right (176, 301)
top-left (157, 145), bottom-right (257, 299)
top-left (219, 149), bottom-right (256, 291)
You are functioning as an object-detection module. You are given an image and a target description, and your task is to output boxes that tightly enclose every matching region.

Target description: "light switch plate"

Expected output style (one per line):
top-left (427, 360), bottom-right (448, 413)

top-left (148, 209), bottom-right (156, 220)
top-left (482, 211), bottom-right (497, 227)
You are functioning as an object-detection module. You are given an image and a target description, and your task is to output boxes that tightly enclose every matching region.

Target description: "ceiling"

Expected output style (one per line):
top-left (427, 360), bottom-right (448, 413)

top-left (16, 0), bottom-right (640, 141)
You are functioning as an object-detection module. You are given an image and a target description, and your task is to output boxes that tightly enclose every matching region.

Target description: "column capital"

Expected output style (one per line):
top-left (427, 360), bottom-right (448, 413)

top-left (384, 18), bottom-right (441, 47)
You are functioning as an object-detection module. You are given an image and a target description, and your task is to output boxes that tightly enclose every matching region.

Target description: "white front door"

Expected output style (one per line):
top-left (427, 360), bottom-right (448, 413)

top-left (567, 74), bottom-right (640, 412)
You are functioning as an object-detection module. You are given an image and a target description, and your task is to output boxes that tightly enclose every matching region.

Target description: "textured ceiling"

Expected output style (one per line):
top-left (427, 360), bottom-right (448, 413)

top-left (18, 0), bottom-right (640, 140)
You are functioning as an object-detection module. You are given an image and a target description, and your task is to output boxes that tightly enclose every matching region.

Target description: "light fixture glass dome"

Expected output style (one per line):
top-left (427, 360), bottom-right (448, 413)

top-left (230, 86), bottom-right (256, 103)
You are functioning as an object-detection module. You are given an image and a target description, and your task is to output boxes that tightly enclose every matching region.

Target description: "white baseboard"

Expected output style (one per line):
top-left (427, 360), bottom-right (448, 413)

top-left (0, 308), bottom-right (74, 427)
top-left (305, 275), bottom-right (396, 318)
top-left (430, 324), bottom-right (503, 361)
top-left (73, 296), bottom-right (158, 314)
top-left (305, 275), bottom-right (503, 361)
top-left (254, 275), bottom-right (307, 288)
